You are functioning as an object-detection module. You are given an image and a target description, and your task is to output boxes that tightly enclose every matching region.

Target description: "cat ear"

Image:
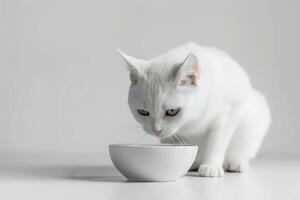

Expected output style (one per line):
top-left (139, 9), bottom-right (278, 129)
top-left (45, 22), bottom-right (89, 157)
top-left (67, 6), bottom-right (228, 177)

top-left (118, 49), bottom-right (146, 84)
top-left (174, 53), bottom-right (199, 86)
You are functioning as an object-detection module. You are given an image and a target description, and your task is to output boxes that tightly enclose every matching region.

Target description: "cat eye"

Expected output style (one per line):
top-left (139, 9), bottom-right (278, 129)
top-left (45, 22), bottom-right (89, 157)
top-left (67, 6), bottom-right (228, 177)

top-left (137, 109), bottom-right (150, 116)
top-left (165, 108), bottom-right (180, 117)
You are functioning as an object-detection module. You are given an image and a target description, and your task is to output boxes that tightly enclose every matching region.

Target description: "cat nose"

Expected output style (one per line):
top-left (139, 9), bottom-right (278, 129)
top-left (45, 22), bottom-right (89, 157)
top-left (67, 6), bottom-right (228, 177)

top-left (153, 128), bottom-right (163, 135)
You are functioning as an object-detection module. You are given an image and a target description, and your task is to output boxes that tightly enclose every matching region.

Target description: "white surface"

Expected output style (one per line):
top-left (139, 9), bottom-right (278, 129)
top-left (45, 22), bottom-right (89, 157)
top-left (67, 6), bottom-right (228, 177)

top-left (0, 160), bottom-right (299, 200)
top-left (109, 144), bottom-right (198, 181)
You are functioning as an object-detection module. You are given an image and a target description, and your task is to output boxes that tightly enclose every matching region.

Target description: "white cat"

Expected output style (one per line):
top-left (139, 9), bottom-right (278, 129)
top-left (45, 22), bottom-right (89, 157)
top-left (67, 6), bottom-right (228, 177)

top-left (119, 42), bottom-right (271, 177)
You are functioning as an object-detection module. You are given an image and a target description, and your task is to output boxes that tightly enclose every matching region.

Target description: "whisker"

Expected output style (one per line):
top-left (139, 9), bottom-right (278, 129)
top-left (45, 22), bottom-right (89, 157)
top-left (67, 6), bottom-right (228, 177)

top-left (165, 137), bottom-right (172, 144)
top-left (177, 132), bottom-right (197, 145)
top-left (173, 135), bottom-right (180, 144)
top-left (170, 136), bottom-right (176, 144)
top-left (172, 135), bottom-right (178, 144)
top-left (179, 135), bottom-right (187, 145)
top-left (174, 135), bottom-right (182, 145)
top-left (176, 134), bottom-right (185, 145)
top-left (169, 136), bottom-right (173, 144)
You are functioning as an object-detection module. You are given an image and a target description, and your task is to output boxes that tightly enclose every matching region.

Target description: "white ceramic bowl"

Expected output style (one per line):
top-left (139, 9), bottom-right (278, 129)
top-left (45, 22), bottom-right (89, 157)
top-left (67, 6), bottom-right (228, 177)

top-left (109, 144), bottom-right (198, 182)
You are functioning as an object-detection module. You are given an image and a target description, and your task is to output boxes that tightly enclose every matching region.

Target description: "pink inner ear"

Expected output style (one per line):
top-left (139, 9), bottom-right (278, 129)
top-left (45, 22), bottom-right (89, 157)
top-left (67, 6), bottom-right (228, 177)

top-left (177, 54), bottom-right (199, 86)
top-left (179, 74), bottom-right (197, 86)
top-left (188, 74), bottom-right (197, 86)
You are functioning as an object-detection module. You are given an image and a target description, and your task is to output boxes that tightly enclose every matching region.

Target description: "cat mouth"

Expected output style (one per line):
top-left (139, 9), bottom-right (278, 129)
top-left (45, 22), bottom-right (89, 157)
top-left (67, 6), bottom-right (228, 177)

top-left (157, 131), bottom-right (175, 139)
top-left (143, 127), bottom-right (175, 139)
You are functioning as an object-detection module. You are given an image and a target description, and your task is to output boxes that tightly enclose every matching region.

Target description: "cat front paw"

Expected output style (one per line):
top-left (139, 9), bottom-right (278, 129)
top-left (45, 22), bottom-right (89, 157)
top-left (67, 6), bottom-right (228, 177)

top-left (198, 164), bottom-right (224, 177)
top-left (223, 159), bottom-right (249, 172)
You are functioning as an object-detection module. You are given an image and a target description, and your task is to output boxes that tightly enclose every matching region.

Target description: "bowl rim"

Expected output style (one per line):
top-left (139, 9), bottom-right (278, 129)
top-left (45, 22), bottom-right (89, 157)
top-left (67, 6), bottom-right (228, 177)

top-left (109, 144), bottom-right (198, 148)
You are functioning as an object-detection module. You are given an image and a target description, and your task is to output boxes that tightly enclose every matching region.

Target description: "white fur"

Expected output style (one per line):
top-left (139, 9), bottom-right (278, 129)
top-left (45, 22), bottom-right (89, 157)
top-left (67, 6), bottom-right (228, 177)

top-left (120, 42), bottom-right (271, 177)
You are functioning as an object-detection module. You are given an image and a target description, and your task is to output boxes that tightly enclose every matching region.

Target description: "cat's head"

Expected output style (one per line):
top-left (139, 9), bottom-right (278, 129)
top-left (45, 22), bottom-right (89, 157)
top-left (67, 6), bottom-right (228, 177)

top-left (119, 50), bottom-right (200, 139)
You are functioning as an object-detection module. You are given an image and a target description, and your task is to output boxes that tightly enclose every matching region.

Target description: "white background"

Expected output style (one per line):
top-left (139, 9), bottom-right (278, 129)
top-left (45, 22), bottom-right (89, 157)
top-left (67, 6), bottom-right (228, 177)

top-left (1, 0), bottom-right (299, 165)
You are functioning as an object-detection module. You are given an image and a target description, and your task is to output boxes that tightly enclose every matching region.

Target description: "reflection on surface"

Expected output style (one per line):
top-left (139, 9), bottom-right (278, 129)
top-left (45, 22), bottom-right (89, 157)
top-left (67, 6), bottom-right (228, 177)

top-left (0, 161), bottom-right (298, 200)
top-left (0, 165), bottom-right (126, 182)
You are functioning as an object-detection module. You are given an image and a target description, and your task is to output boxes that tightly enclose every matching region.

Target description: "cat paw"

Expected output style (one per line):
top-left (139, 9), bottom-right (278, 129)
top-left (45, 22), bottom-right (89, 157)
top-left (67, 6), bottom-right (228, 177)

top-left (223, 159), bottom-right (249, 172)
top-left (198, 164), bottom-right (224, 177)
